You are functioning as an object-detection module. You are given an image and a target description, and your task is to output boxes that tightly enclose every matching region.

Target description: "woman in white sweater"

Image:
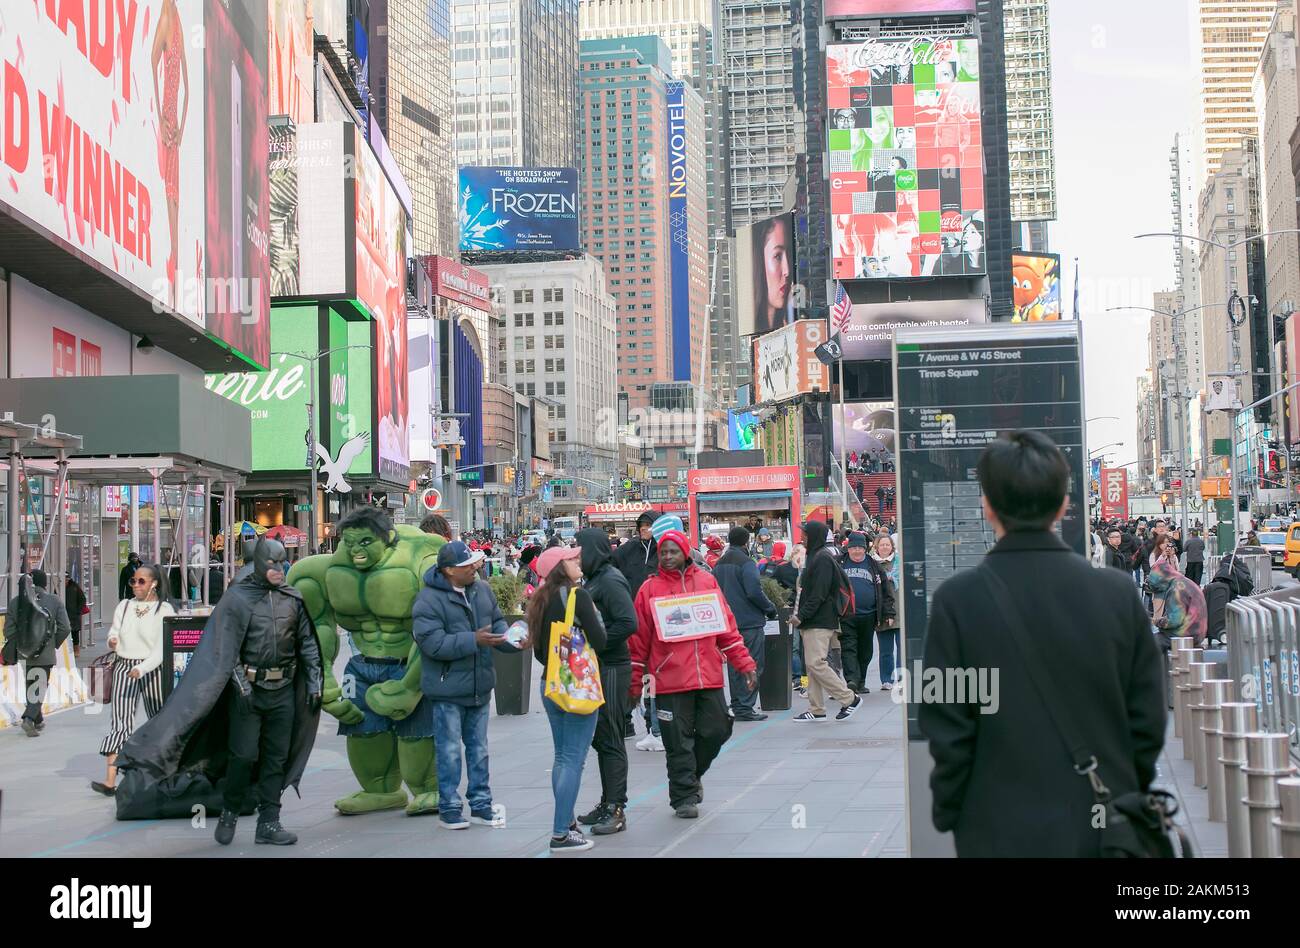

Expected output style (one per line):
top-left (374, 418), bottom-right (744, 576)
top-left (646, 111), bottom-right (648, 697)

top-left (91, 564), bottom-right (175, 797)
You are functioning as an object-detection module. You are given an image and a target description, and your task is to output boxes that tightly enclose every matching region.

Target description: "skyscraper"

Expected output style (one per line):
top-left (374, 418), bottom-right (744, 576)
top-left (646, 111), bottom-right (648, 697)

top-left (372, 0), bottom-right (457, 256)
top-left (578, 36), bottom-right (709, 410)
top-left (1194, 1), bottom-right (1280, 180)
top-left (450, 0), bottom-right (580, 169)
top-left (1253, 5), bottom-right (1300, 325)
top-left (1003, 0), bottom-right (1057, 230)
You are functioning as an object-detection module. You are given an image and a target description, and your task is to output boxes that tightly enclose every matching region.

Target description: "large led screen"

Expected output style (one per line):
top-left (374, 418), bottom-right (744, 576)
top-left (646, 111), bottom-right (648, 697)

top-left (825, 0), bottom-right (976, 18)
top-left (458, 168), bottom-right (580, 252)
top-left (1011, 252), bottom-right (1063, 321)
top-left (827, 38), bottom-right (984, 281)
top-left (841, 298), bottom-right (987, 361)
top-left (736, 213), bottom-right (797, 337)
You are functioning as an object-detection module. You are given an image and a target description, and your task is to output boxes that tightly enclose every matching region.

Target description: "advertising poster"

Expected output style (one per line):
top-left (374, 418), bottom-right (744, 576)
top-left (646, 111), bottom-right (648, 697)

top-left (355, 142), bottom-right (410, 484)
top-left (327, 311), bottom-right (375, 481)
top-left (268, 0), bottom-right (315, 124)
top-left (1010, 252), bottom-right (1063, 322)
top-left (1100, 468), bottom-right (1129, 521)
top-left (893, 322), bottom-right (1084, 744)
top-left (205, 0), bottom-right (271, 368)
top-left (753, 321), bottom-right (831, 403)
top-left (825, 0), bottom-right (976, 17)
top-left (827, 38), bottom-right (985, 280)
top-left (736, 213), bottom-right (797, 337)
top-left (0, 1), bottom-right (206, 324)
top-left (832, 402), bottom-right (896, 459)
top-left (268, 122), bottom-right (300, 296)
top-left (458, 168), bottom-right (580, 251)
top-left (293, 122), bottom-right (349, 297)
top-left (429, 256), bottom-right (492, 311)
top-left (841, 298), bottom-right (986, 361)
top-left (162, 613), bottom-right (212, 699)
top-left (727, 411), bottom-right (760, 450)
top-left (651, 592), bottom-right (730, 643)
top-left (667, 81), bottom-right (692, 380)
top-left (204, 305), bottom-right (318, 472)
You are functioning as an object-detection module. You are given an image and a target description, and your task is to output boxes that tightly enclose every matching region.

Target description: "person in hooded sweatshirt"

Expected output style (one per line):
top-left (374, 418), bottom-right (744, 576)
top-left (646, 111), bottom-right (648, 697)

top-left (713, 527), bottom-right (778, 721)
top-left (573, 528), bottom-right (639, 836)
top-left (612, 512), bottom-right (660, 595)
top-left (628, 529), bottom-right (758, 819)
top-left (791, 520), bottom-right (863, 722)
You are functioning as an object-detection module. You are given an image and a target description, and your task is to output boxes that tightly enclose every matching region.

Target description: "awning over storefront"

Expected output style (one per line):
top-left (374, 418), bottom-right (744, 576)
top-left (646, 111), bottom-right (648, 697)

top-left (697, 491), bottom-right (793, 514)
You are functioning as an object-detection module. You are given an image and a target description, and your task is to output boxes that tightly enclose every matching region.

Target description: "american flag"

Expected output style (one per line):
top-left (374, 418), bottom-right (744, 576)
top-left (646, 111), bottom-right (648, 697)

top-left (831, 281), bottom-right (853, 335)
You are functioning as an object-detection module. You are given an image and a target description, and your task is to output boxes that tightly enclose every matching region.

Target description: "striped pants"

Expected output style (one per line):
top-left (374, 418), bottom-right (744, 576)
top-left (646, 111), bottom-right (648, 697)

top-left (99, 657), bottom-right (164, 756)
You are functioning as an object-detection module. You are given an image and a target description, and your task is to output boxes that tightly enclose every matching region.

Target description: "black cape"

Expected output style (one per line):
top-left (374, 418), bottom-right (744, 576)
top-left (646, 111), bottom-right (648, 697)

top-left (113, 579), bottom-right (323, 820)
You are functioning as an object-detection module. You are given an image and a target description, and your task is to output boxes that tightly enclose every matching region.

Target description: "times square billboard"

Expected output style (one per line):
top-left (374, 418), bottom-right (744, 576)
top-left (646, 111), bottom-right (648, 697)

top-left (458, 167), bottom-right (580, 252)
top-left (827, 37), bottom-right (985, 281)
top-left (825, 0), bottom-right (976, 18)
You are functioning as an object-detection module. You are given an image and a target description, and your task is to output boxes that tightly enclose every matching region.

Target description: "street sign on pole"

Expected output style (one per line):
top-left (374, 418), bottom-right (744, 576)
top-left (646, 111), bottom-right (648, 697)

top-left (552, 478), bottom-right (573, 486)
top-left (421, 488), bottom-right (443, 511)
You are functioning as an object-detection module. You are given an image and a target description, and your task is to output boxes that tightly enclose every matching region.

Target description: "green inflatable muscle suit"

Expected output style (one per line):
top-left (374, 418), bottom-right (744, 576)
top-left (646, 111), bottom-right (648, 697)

top-left (287, 508), bottom-right (444, 815)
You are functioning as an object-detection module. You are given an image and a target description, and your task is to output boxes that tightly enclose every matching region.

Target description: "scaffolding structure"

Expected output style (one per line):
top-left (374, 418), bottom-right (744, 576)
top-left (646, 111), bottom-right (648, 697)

top-left (1003, 0), bottom-right (1056, 223)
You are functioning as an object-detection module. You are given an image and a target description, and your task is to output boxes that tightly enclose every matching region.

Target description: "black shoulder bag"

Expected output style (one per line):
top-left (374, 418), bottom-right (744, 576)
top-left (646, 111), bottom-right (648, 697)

top-left (984, 570), bottom-right (1192, 859)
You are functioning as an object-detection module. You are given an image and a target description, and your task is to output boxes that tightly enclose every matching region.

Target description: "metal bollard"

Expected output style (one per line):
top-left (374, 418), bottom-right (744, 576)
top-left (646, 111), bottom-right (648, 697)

top-left (1169, 636), bottom-right (1193, 739)
top-left (1275, 778), bottom-right (1300, 859)
top-left (1186, 663), bottom-right (1212, 787)
top-left (1218, 702), bottom-right (1259, 858)
top-left (1200, 679), bottom-right (1234, 822)
top-left (1177, 647), bottom-right (1203, 756)
top-left (1242, 732), bottom-right (1297, 859)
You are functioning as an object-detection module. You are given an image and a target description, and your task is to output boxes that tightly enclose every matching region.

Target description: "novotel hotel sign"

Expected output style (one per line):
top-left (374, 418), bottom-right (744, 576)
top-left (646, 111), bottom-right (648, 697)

top-left (667, 81), bottom-right (691, 383)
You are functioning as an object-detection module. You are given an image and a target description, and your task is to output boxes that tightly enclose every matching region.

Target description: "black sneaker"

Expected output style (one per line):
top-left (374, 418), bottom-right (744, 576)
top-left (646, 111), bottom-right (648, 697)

top-left (578, 802), bottom-right (611, 826)
top-left (254, 821), bottom-right (298, 845)
top-left (674, 802), bottom-right (699, 819)
top-left (733, 710), bottom-right (768, 722)
top-left (793, 710), bottom-right (827, 722)
top-left (20, 719), bottom-right (39, 738)
top-left (550, 829), bottom-right (594, 852)
top-left (836, 695), bottom-right (863, 721)
top-left (90, 781), bottom-right (116, 797)
top-left (214, 810), bottom-right (238, 846)
top-left (591, 805), bottom-right (627, 835)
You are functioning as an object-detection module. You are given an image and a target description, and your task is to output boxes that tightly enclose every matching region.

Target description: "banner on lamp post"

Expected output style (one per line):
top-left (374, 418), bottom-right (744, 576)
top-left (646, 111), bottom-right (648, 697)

top-left (1100, 468), bottom-right (1129, 520)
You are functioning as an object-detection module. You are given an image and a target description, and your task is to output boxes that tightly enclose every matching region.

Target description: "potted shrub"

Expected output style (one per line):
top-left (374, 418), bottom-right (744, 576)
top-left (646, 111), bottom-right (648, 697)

top-left (486, 573), bottom-right (531, 715)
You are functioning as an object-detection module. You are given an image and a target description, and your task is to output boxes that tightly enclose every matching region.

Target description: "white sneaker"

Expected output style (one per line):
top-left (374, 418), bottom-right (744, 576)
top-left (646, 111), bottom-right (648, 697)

top-left (636, 732), bottom-right (665, 752)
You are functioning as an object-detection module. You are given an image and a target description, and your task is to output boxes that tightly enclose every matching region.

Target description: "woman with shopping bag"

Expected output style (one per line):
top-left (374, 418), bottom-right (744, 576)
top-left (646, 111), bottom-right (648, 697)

top-left (526, 546), bottom-right (607, 853)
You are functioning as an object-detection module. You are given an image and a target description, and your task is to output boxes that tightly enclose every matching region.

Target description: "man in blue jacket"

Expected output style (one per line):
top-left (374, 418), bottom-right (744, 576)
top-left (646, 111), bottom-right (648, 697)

top-left (713, 527), bottom-right (777, 721)
top-left (412, 540), bottom-right (518, 830)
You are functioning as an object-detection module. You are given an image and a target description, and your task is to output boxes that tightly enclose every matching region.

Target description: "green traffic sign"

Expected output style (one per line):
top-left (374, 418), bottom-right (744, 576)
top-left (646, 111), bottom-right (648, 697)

top-left (295, 504), bottom-right (313, 512)
top-left (553, 478), bottom-right (573, 486)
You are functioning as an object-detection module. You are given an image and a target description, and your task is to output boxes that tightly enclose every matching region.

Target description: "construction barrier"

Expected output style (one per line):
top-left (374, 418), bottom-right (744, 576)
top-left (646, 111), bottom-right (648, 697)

top-left (0, 638), bottom-right (91, 729)
top-left (1204, 552), bottom-right (1274, 594)
top-left (1225, 587), bottom-right (1300, 752)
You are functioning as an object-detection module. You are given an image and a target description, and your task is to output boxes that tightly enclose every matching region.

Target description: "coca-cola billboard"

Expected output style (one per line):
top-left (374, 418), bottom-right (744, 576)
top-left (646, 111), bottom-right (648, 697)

top-left (1100, 468), bottom-right (1129, 521)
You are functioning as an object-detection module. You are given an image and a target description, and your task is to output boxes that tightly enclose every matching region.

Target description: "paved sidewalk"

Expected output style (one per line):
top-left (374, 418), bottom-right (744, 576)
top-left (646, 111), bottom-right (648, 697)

top-left (1, 647), bottom-right (1226, 858)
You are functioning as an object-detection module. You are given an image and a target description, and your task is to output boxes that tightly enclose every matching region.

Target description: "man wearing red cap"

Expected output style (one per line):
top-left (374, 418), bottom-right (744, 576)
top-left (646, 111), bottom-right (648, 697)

top-left (628, 529), bottom-right (758, 819)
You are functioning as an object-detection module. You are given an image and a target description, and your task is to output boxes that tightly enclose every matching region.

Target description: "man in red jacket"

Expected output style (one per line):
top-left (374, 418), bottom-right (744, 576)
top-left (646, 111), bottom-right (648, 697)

top-left (629, 530), bottom-right (758, 819)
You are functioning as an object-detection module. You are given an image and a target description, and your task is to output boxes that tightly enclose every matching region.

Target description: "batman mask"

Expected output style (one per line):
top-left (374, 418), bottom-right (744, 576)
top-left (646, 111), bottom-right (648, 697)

top-left (252, 537), bottom-right (289, 587)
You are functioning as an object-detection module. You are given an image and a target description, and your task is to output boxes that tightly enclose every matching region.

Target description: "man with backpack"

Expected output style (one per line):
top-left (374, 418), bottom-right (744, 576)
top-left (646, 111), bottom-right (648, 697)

top-left (5, 570), bottom-right (71, 737)
top-left (791, 521), bottom-right (862, 722)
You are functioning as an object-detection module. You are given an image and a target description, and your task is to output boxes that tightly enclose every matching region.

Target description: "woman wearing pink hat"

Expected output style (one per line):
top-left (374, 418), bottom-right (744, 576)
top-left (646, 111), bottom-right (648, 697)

top-left (526, 546), bottom-right (608, 853)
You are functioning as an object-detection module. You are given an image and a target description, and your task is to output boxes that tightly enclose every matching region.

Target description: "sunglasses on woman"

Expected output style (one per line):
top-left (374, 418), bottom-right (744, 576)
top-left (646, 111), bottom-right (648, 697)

top-left (130, 579), bottom-right (154, 586)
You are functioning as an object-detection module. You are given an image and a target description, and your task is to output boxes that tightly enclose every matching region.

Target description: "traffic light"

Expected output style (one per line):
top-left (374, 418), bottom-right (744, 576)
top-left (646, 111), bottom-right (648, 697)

top-left (1160, 491), bottom-right (1170, 512)
top-left (503, 466), bottom-right (515, 484)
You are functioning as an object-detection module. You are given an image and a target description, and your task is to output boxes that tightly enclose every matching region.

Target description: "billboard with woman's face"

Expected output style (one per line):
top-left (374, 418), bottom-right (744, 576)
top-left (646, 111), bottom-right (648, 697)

top-left (737, 212), bottom-right (797, 337)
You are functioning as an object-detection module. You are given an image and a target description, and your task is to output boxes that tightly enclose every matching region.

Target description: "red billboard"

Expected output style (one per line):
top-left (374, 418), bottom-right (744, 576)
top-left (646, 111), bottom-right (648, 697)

top-left (1100, 468), bottom-right (1129, 521)
top-left (428, 256), bottom-right (493, 312)
top-left (826, 1), bottom-right (976, 17)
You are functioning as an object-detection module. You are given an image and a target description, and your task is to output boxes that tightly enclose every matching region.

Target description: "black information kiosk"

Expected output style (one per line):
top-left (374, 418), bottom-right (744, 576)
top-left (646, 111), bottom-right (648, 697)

top-left (893, 321), bottom-right (1086, 855)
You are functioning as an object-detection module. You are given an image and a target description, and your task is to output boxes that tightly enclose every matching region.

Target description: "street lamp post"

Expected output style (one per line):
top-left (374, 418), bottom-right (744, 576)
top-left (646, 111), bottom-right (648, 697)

top-left (1136, 229), bottom-right (1300, 545)
top-left (274, 345), bottom-right (371, 555)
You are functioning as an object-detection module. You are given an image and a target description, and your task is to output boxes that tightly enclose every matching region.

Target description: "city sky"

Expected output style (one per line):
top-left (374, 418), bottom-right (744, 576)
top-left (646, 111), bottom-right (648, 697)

top-left (1050, 0), bottom-right (1194, 469)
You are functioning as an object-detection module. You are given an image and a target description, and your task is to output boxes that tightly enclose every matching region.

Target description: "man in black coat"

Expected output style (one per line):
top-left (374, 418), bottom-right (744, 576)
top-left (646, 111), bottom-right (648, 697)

top-left (114, 539), bottom-right (324, 843)
top-left (575, 528), bottom-right (639, 835)
top-left (791, 520), bottom-right (862, 722)
top-left (1104, 528), bottom-right (1131, 572)
top-left (6, 570), bottom-right (71, 737)
top-left (611, 512), bottom-right (658, 595)
top-left (918, 431), bottom-right (1165, 857)
top-left (713, 527), bottom-right (777, 721)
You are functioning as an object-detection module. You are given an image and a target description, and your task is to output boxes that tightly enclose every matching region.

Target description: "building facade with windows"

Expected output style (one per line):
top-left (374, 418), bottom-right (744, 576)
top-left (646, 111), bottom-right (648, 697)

top-left (480, 258), bottom-right (619, 508)
top-left (1194, 1), bottom-right (1280, 181)
top-left (579, 36), bottom-right (709, 409)
top-left (451, 0), bottom-right (580, 168)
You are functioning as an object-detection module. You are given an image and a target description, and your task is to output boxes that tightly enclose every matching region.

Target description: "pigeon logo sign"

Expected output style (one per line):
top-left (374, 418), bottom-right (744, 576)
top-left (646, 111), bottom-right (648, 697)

top-left (316, 433), bottom-right (372, 493)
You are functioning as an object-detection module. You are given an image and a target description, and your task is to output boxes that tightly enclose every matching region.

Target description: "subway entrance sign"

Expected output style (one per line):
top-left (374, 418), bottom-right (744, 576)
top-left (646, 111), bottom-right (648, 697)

top-left (893, 321), bottom-right (1085, 856)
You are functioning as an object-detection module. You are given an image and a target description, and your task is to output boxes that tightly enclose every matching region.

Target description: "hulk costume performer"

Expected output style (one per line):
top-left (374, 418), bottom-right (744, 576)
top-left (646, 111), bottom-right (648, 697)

top-left (287, 507), bottom-right (445, 815)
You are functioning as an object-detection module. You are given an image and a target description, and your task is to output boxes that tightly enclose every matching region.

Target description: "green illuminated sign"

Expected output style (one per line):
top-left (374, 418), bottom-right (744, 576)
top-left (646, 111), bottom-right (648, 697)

top-left (205, 306), bottom-right (318, 472)
top-left (327, 311), bottom-right (374, 478)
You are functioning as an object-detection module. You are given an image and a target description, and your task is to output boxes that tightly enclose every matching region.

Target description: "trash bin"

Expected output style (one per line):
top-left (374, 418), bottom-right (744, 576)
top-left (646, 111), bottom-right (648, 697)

top-left (493, 618), bottom-right (531, 716)
top-left (760, 611), bottom-right (793, 712)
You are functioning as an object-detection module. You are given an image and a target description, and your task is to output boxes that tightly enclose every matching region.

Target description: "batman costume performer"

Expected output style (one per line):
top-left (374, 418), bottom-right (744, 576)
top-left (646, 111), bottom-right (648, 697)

top-left (114, 538), bottom-right (324, 846)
